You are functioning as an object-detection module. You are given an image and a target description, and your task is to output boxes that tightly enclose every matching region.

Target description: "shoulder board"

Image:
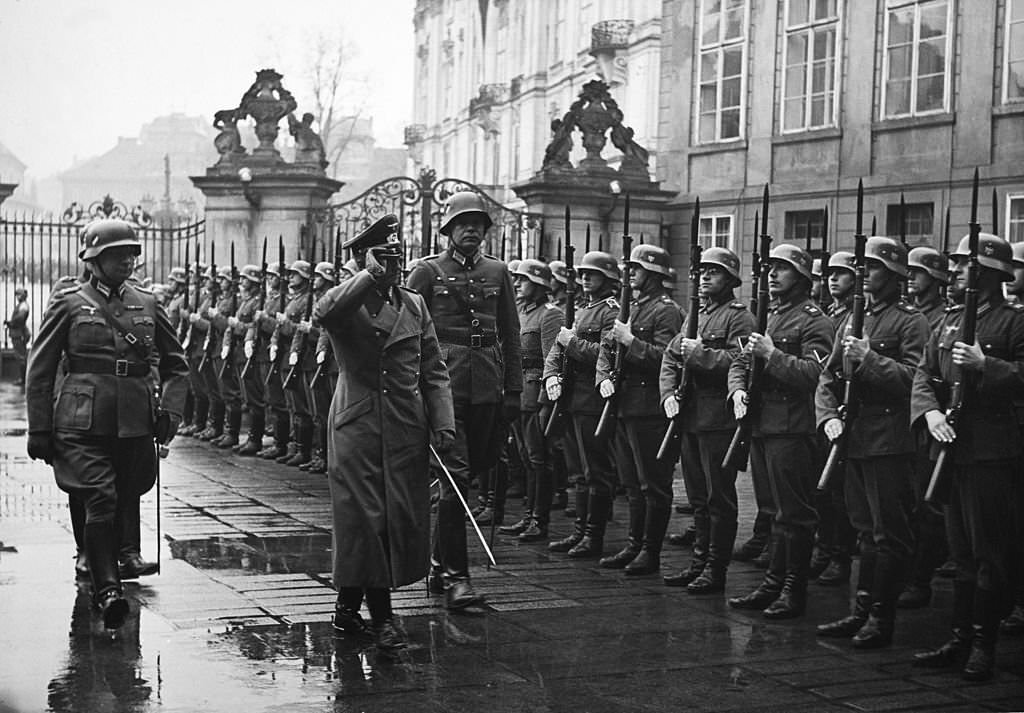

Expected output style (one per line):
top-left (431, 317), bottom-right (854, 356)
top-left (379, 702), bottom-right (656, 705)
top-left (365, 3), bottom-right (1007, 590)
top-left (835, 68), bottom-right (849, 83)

top-left (803, 304), bottom-right (821, 315)
top-left (544, 302), bottom-right (557, 310)
top-left (59, 284), bottom-right (82, 295)
top-left (945, 304), bottom-right (964, 313)
top-left (604, 296), bottom-right (619, 309)
top-left (729, 302), bottom-right (745, 309)
top-left (896, 302), bottom-right (918, 313)
top-left (660, 295), bottom-right (674, 304)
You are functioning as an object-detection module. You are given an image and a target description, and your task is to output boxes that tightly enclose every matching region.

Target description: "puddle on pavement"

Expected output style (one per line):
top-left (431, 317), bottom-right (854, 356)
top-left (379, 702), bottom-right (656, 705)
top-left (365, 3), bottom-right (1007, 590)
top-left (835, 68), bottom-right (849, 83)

top-left (168, 533), bottom-right (333, 574)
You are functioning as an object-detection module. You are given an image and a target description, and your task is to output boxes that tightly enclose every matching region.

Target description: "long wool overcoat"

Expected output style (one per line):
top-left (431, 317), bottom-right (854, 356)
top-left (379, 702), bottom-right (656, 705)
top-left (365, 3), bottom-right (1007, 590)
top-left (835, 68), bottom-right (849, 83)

top-left (314, 271), bottom-right (455, 588)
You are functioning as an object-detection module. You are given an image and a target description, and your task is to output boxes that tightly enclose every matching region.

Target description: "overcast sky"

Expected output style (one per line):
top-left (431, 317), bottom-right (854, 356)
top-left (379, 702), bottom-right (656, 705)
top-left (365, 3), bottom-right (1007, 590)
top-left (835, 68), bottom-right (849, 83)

top-left (0, 0), bottom-right (415, 178)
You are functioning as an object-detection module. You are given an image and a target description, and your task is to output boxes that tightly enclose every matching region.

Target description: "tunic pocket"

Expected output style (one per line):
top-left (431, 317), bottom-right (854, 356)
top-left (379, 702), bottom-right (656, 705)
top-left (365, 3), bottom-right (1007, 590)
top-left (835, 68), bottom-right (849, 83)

top-left (54, 384), bottom-right (95, 431)
top-left (333, 395), bottom-right (373, 429)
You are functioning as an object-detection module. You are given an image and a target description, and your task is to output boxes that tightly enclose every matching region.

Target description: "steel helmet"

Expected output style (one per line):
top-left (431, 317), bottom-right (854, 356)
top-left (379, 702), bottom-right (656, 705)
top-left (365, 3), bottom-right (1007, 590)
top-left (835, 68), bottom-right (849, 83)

top-left (812, 258), bottom-right (822, 278)
top-left (288, 259), bottom-right (312, 280)
top-left (507, 259), bottom-right (521, 274)
top-left (549, 260), bottom-right (568, 285)
top-left (949, 232), bottom-right (1015, 281)
top-left (266, 262), bottom-right (285, 278)
top-left (827, 251), bottom-right (856, 274)
top-left (768, 244), bottom-right (814, 281)
top-left (202, 265), bottom-right (216, 280)
top-left (239, 264), bottom-right (262, 283)
top-left (575, 250), bottom-right (621, 281)
top-left (700, 246), bottom-right (742, 282)
top-left (79, 219), bottom-right (142, 260)
top-left (907, 246), bottom-right (950, 283)
top-left (168, 267), bottom-right (188, 284)
top-left (314, 261), bottom-right (336, 282)
top-left (1011, 242), bottom-right (1024, 268)
top-left (512, 258), bottom-right (553, 289)
top-left (217, 265), bottom-right (234, 281)
top-left (864, 236), bottom-right (909, 278)
top-left (627, 244), bottom-right (672, 276)
top-left (439, 191), bottom-right (493, 236)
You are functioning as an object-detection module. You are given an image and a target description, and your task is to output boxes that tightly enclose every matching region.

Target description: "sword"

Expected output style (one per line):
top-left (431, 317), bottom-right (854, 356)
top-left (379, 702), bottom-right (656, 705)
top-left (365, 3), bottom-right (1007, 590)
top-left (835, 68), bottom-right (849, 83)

top-left (429, 444), bottom-right (497, 567)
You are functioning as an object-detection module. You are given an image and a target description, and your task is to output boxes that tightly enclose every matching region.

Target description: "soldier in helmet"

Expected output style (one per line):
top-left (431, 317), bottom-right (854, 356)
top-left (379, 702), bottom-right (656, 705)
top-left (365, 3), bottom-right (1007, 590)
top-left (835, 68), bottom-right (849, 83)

top-left (207, 265), bottom-right (242, 448)
top-left (26, 219), bottom-right (189, 629)
top-left (1004, 242), bottom-right (1024, 635)
top-left (498, 259), bottom-right (563, 542)
top-left (912, 231), bottom-right (1024, 681)
top-left (276, 259), bottom-right (315, 466)
top-left (727, 243), bottom-right (833, 619)
top-left (228, 264), bottom-right (266, 455)
top-left (898, 245), bottom-right (953, 610)
top-left (294, 261), bottom-right (336, 472)
top-left (661, 246), bottom-right (755, 594)
top-left (250, 260), bottom-right (290, 459)
top-left (5, 285), bottom-right (30, 387)
top-left (187, 265), bottom-right (223, 441)
top-left (164, 267), bottom-right (193, 431)
top-left (316, 215), bottom-right (455, 651)
top-left (545, 258), bottom-right (574, 514)
top-left (407, 191), bottom-right (522, 610)
top-left (179, 264), bottom-right (212, 438)
top-left (596, 244), bottom-right (683, 576)
top-left (545, 250), bottom-right (622, 559)
top-left (816, 236), bottom-right (929, 648)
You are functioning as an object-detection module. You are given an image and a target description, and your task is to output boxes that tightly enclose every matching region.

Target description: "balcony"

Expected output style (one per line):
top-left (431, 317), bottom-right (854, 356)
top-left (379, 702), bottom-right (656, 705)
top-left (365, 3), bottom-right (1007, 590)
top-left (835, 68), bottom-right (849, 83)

top-left (404, 124), bottom-right (427, 146)
top-left (469, 84), bottom-right (507, 116)
top-left (590, 20), bottom-right (634, 54)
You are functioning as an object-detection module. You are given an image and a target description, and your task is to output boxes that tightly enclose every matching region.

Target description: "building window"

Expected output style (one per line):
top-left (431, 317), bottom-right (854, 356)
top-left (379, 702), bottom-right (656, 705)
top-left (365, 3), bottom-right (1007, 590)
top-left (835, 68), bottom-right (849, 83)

top-left (1005, 0), bottom-right (1024, 102)
top-left (1008, 195), bottom-right (1024, 242)
top-left (885, 201), bottom-right (934, 244)
top-left (781, 1), bottom-right (840, 132)
top-left (881, 0), bottom-right (951, 119)
top-left (697, 0), bottom-right (749, 143)
top-left (699, 215), bottom-right (734, 249)
top-left (784, 209), bottom-right (827, 247)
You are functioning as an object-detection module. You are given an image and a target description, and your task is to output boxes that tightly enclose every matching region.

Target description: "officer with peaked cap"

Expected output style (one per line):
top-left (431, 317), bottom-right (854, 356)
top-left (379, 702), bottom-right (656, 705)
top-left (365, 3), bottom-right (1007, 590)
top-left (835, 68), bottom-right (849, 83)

top-left (596, 244), bottom-right (683, 576)
top-left (912, 231), bottom-right (1024, 681)
top-left (317, 214), bottom-right (455, 650)
top-left (661, 246), bottom-right (755, 594)
top-left (407, 192), bottom-right (522, 610)
top-left (727, 243), bottom-right (833, 619)
top-left (26, 219), bottom-right (189, 629)
top-left (816, 236), bottom-right (930, 648)
top-left (545, 250), bottom-right (622, 559)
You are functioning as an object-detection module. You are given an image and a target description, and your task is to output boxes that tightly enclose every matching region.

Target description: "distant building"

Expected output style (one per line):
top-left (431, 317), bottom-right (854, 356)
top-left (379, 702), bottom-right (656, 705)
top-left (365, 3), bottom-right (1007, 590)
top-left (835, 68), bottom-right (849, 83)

top-left (408, 0), bottom-right (662, 203)
top-left (324, 117), bottom-right (410, 203)
top-left (0, 141), bottom-right (45, 215)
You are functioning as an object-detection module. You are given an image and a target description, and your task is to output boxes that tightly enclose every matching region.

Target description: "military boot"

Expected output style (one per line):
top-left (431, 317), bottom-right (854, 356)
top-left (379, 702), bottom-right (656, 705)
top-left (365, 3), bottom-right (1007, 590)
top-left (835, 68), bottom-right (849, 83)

top-left (729, 532), bottom-right (785, 610)
top-left (214, 408), bottom-right (242, 448)
top-left (260, 411), bottom-right (290, 459)
top-left (237, 411), bottom-right (266, 456)
top-left (568, 494), bottom-right (609, 559)
top-left (283, 421), bottom-right (313, 466)
top-left (763, 530), bottom-right (812, 619)
top-left (625, 505), bottom-right (669, 576)
top-left (85, 521), bottom-right (129, 630)
top-left (914, 580), bottom-right (975, 668)
top-left (549, 487), bottom-right (588, 553)
top-left (686, 562), bottom-right (727, 595)
top-left (962, 588), bottom-right (1001, 682)
top-left (663, 554), bottom-right (707, 587)
top-left (852, 551), bottom-right (904, 649)
top-left (599, 495), bottom-right (645, 569)
top-left (818, 591), bottom-right (871, 637)
top-left (117, 499), bottom-right (157, 580)
top-left (498, 513), bottom-right (533, 536)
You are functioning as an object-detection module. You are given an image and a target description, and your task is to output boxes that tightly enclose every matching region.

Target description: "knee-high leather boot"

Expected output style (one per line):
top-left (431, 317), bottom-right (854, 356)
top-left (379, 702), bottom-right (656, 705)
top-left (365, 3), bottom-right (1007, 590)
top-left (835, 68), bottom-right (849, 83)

top-left (914, 579), bottom-right (975, 668)
top-left (238, 410), bottom-right (266, 456)
top-left (85, 521), bottom-right (129, 629)
top-left (569, 492), bottom-right (608, 559)
top-left (599, 493), bottom-right (645, 569)
top-left (625, 503), bottom-right (670, 575)
top-left (550, 486), bottom-right (588, 552)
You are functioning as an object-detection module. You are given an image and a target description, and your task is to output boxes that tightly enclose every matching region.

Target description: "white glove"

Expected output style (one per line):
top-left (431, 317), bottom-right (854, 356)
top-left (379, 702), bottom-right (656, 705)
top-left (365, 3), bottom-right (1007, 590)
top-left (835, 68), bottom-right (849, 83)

top-left (244, 342), bottom-right (254, 359)
top-left (288, 352), bottom-right (298, 366)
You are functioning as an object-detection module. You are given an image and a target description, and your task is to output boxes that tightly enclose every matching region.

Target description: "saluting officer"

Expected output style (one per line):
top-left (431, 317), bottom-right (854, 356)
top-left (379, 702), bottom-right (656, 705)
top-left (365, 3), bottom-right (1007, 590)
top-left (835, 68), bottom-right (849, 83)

top-left (815, 237), bottom-right (929, 648)
top-left (911, 232), bottom-right (1024, 681)
top-left (596, 244), bottom-right (683, 576)
top-left (276, 260), bottom-right (314, 466)
top-left (251, 261), bottom-right (290, 459)
top-left (26, 219), bottom-right (188, 629)
top-left (499, 259), bottom-right (563, 542)
top-left (727, 244), bottom-right (833, 619)
top-left (229, 265), bottom-right (266, 455)
top-left (406, 192), bottom-right (522, 610)
top-left (545, 251), bottom-right (621, 558)
top-left (316, 216), bottom-right (455, 651)
top-left (661, 247), bottom-right (754, 594)
top-left (899, 246), bottom-right (952, 609)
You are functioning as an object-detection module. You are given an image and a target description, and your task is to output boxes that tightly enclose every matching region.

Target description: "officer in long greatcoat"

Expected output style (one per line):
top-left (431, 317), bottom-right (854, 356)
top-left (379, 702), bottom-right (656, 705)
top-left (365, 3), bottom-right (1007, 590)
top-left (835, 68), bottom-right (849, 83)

top-left (316, 215), bottom-right (455, 651)
top-left (26, 219), bottom-right (188, 629)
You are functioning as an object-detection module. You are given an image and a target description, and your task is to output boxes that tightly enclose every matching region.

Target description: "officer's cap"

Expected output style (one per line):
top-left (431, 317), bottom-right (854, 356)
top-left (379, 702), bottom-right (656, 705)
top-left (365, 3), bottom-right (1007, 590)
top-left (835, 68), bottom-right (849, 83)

top-left (342, 214), bottom-right (401, 257)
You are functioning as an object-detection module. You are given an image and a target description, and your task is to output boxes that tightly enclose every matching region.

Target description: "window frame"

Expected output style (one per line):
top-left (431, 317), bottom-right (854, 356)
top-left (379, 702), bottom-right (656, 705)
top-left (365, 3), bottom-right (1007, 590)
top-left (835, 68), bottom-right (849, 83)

top-left (1004, 0), bottom-right (1024, 103)
top-left (879, 0), bottom-right (953, 120)
top-left (780, 0), bottom-right (843, 134)
top-left (695, 0), bottom-right (751, 145)
top-left (884, 201), bottom-right (935, 245)
top-left (698, 214), bottom-right (735, 251)
top-left (1007, 193), bottom-right (1024, 243)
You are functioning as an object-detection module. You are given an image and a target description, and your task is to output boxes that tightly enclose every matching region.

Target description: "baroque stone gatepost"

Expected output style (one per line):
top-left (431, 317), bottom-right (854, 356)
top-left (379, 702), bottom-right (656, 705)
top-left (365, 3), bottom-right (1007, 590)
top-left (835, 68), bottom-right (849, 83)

top-left (191, 69), bottom-right (343, 265)
top-left (512, 79), bottom-right (674, 267)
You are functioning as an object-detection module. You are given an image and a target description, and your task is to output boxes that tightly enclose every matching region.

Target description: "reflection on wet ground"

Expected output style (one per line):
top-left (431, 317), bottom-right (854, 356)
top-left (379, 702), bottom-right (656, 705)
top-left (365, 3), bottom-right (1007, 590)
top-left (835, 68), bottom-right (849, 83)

top-left (2, 380), bottom-right (1023, 712)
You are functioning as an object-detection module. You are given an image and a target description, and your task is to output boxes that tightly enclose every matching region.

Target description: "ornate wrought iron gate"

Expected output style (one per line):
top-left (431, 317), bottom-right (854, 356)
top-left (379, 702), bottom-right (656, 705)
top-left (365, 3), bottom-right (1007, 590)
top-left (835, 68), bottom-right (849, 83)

top-left (305, 169), bottom-right (543, 264)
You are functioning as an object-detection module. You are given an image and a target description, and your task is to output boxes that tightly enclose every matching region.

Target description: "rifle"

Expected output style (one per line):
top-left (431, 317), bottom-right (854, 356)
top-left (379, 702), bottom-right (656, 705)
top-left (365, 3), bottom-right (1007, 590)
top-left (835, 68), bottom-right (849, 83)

top-left (181, 236), bottom-right (201, 349)
top-left (749, 211), bottom-right (760, 313)
top-left (595, 195), bottom-right (633, 439)
top-left (926, 168), bottom-right (981, 503)
top-left (266, 236), bottom-right (288, 386)
top-left (283, 238), bottom-right (316, 390)
top-left (178, 240), bottom-right (191, 343)
top-left (899, 193), bottom-right (909, 299)
top-left (940, 205), bottom-right (951, 302)
top-left (217, 242), bottom-right (239, 380)
top-left (197, 241), bottom-right (218, 373)
top-left (722, 185), bottom-right (772, 471)
top-left (240, 236), bottom-right (268, 382)
top-left (544, 207), bottom-right (576, 437)
top-left (657, 197), bottom-right (702, 460)
top-left (819, 205), bottom-right (831, 311)
top-left (311, 227), bottom-right (344, 390)
top-left (818, 181), bottom-right (867, 490)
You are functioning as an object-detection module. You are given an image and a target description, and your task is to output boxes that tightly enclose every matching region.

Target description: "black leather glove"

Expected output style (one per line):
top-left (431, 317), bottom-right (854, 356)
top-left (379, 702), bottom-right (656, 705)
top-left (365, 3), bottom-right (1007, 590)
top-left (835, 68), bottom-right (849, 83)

top-left (432, 429), bottom-right (455, 454)
top-left (503, 392), bottom-right (521, 424)
top-left (27, 432), bottom-right (54, 464)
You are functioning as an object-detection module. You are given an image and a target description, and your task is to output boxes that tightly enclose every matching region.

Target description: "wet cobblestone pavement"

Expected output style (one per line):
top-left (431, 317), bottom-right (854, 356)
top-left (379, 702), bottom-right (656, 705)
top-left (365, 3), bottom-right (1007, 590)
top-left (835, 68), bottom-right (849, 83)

top-left (1, 382), bottom-right (1022, 712)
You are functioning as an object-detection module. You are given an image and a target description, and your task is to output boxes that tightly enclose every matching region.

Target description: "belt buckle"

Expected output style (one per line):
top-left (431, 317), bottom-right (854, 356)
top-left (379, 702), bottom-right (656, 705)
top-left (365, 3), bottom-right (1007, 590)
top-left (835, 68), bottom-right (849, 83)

top-left (115, 359), bottom-right (129, 377)
top-left (470, 334), bottom-right (482, 348)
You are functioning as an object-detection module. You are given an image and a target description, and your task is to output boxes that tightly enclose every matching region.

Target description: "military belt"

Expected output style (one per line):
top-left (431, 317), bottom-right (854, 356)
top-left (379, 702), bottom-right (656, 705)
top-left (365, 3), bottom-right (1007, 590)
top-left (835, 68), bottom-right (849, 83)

top-left (67, 356), bottom-right (150, 377)
top-left (436, 331), bottom-right (497, 348)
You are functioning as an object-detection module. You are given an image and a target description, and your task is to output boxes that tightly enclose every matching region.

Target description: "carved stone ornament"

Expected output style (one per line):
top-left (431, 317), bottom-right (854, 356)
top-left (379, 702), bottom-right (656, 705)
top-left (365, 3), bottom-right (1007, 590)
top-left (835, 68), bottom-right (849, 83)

top-left (213, 108), bottom-right (246, 166)
top-left (238, 68), bottom-right (298, 162)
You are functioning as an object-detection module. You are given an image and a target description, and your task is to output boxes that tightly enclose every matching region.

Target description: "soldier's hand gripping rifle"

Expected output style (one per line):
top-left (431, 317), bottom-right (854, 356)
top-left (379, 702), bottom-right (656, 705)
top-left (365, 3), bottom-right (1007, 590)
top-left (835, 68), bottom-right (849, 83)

top-left (265, 236), bottom-right (287, 386)
top-left (283, 238), bottom-right (316, 391)
top-left (722, 186), bottom-right (772, 471)
top-left (544, 207), bottom-right (577, 437)
top-left (240, 236), bottom-right (268, 382)
top-left (595, 197), bottom-right (633, 438)
top-left (818, 181), bottom-right (867, 490)
top-left (926, 169), bottom-right (981, 503)
top-left (657, 197), bottom-right (702, 460)
top-left (197, 241), bottom-right (218, 373)
top-left (217, 243), bottom-right (239, 380)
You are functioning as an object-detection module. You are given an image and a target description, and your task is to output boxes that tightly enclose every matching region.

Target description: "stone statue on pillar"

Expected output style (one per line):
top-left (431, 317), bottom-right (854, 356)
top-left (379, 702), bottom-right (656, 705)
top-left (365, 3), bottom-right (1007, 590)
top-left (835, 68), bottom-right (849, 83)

top-left (288, 112), bottom-right (328, 169)
top-left (238, 68), bottom-right (298, 163)
top-left (213, 108), bottom-right (246, 166)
